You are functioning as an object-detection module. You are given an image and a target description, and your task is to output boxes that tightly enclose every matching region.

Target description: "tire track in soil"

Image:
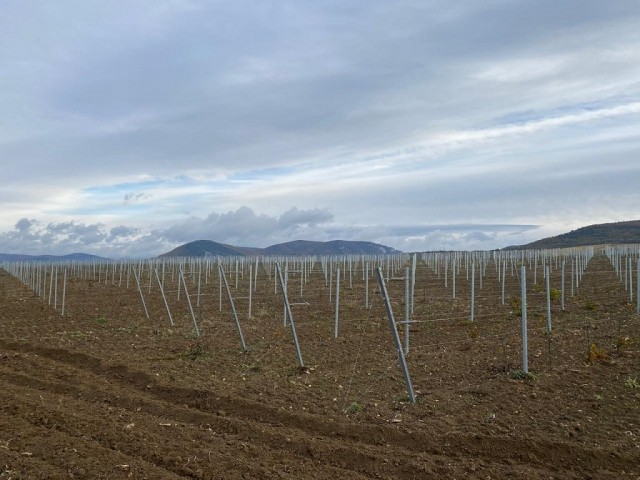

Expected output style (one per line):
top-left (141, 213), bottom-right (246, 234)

top-left (1, 340), bottom-right (636, 479)
top-left (0, 415), bottom-right (186, 480)
top-left (0, 358), bottom-right (420, 479)
top-left (0, 370), bottom-right (375, 479)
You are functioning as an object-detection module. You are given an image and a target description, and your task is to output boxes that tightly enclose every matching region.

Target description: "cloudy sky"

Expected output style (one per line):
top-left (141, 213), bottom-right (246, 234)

top-left (1, 0), bottom-right (639, 257)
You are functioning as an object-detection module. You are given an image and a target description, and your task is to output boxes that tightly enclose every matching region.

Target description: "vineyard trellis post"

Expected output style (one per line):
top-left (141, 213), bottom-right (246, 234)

top-left (404, 267), bottom-right (410, 354)
top-left (470, 261), bottom-right (475, 322)
top-left (521, 265), bottom-right (528, 374)
top-left (334, 268), bottom-right (341, 338)
top-left (61, 268), bottom-right (67, 317)
top-left (276, 263), bottom-right (304, 368)
top-left (179, 268), bottom-right (200, 337)
top-left (561, 260), bottom-right (566, 311)
top-left (154, 268), bottom-right (174, 326)
top-left (375, 267), bottom-right (416, 404)
top-left (545, 265), bottom-right (551, 333)
top-left (133, 269), bottom-right (150, 319)
top-left (218, 264), bottom-right (248, 352)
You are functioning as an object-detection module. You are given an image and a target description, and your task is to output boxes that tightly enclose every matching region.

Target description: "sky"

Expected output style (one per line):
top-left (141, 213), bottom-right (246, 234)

top-left (1, 0), bottom-right (639, 257)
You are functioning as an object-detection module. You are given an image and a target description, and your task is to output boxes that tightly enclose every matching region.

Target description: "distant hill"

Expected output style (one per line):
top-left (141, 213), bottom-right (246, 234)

top-left (160, 239), bottom-right (400, 257)
top-left (159, 240), bottom-right (260, 258)
top-left (263, 240), bottom-right (399, 256)
top-left (506, 220), bottom-right (640, 249)
top-left (0, 252), bottom-right (107, 262)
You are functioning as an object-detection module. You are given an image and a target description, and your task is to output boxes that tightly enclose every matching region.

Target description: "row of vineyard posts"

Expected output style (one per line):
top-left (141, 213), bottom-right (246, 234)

top-left (2, 245), bottom-right (639, 403)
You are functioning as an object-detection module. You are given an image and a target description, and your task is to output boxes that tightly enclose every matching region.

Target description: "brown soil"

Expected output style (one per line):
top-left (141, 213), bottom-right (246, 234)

top-left (0, 253), bottom-right (639, 479)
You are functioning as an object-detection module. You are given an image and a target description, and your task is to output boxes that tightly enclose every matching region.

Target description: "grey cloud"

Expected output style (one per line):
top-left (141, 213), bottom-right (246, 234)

top-left (15, 218), bottom-right (35, 232)
top-left (109, 225), bottom-right (140, 241)
top-left (161, 206), bottom-right (334, 247)
top-left (123, 192), bottom-right (151, 204)
top-left (0, 1), bottom-right (638, 250)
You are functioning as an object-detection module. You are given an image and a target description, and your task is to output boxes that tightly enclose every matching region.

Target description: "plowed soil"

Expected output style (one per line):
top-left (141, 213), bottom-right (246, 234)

top-left (1, 253), bottom-right (639, 479)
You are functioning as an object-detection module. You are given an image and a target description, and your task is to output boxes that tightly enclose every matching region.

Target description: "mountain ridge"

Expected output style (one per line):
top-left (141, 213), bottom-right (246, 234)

top-left (0, 252), bottom-right (106, 262)
top-left (505, 220), bottom-right (640, 249)
top-left (160, 239), bottom-right (400, 257)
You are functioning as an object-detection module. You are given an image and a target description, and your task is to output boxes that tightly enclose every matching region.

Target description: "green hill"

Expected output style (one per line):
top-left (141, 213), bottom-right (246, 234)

top-left (506, 220), bottom-right (640, 249)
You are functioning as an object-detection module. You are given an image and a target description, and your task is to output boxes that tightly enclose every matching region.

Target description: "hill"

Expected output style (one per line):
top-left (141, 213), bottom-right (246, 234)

top-left (159, 240), bottom-right (260, 258)
top-left (160, 239), bottom-right (400, 257)
top-left (0, 253), bottom-right (106, 262)
top-left (506, 220), bottom-right (640, 249)
top-left (263, 240), bottom-right (398, 256)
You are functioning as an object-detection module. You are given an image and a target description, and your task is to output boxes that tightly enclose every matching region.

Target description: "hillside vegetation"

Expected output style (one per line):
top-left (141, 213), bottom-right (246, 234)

top-left (507, 220), bottom-right (640, 249)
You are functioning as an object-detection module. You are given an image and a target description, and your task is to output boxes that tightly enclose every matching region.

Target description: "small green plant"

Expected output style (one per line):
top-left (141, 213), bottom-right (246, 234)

top-left (624, 377), bottom-right (640, 389)
top-left (510, 296), bottom-right (522, 312)
top-left (468, 325), bottom-right (478, 339)
top-left (510, 369), bottom-right (536, 380)
top-left (346, 402), bottom-right (364, 414)
top-left (616, 336), bottom-right (633, 349)
top-left (96, 316), bottom-right (108, 325)
top-left (587, 343), bottom-right (608, 363)
top-left (584, 301), bottom-right (597, 311)
top-left (184, 341), bottom-right (207, 361)
top-left (549, 288), bottom-right (561, 301)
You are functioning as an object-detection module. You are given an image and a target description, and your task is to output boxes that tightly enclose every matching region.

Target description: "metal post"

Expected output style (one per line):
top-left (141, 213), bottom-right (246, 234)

top-left (133, 269), bottom-right (150, 319)
top-left (452, 256), bottom-right (456, 299)
top-left (545, 265), bottom-right (551, 333)
top-left (404, 267), bottom-right (410, 354)
top-left (180, 268), bottom-right (200, 337)
top-left (154, 268), bottom-right (174, 326)
top-left (501, 260), bottom-right (506, 305)
top-left (196, 262), bottom-right (202, 307)
top-left (54, 266), bottom-right (58, 310)
top-left (411, 254), bottom-right (417, 314)
top-left (61, 268), bottom-right (67, 316)
top-left (470, 262), bottom-right (475, 322)
top-left (248, 264), bottom-right (253, 319)
top-left (561, 260), bottom-right (565, 311)
top-left (334, 269), bottom-right (341, 338)
top-left (521, 265), bottom-right (528, 374)
top-left (365, 263), bottom-right (369, 309)
top-left (219, 264), bottom-right (248, 352)
top-left (375, 267), bottom-right (416, 404)
top-left (276, 263), bottom-right (304, 367)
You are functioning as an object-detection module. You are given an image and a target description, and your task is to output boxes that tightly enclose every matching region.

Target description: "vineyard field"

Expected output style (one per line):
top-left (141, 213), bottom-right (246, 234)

top-left (1, 250), bottom-right (639, 479)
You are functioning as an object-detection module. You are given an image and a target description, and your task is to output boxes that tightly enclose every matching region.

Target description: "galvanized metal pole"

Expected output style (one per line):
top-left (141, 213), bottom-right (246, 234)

top-left (375, 267), bottom-right (416, 404)
top-left (411, 254), bottom-right (417, 314)
top-left (545, 265), bottom-right (551, 333)
top-left (219, 264), bottom-right (248, 352)
top-left (561, 260), bottom-right (565, 311)
top-left (61, 268), bottom-right (67, 316)
top-left (501, 260), bottom-right (506, 305)
top-left (276, 263), bottom-right (304, 367)
top-left (365, 263), bottom-right (369, 309)
top-left (404, 267), bottom-right (410, 354)
top-left (180, 268), bottom-right (200, 337)
top-left (470, 262), bottom-right (475, 322)
top-left (334, 268), bottom-right (341, 338)
top-left (249, 264), bottom-right (253, 319)
top-left (154, 268), bottom-right (174, 326)
top-left (133, 269), bottom-right (149, 319)
top-left (521, 265), bottom-right (528, 374)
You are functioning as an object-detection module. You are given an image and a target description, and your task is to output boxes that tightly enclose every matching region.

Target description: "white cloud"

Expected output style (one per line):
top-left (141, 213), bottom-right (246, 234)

top-left (0, 1), bottom-right (639, 255)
